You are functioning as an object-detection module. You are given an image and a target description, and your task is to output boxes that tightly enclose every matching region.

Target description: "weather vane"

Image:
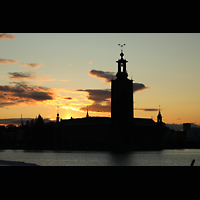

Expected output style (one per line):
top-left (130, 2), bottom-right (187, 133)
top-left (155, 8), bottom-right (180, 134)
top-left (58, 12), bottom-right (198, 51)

top-left (118, 44), bottom-right (126, 52)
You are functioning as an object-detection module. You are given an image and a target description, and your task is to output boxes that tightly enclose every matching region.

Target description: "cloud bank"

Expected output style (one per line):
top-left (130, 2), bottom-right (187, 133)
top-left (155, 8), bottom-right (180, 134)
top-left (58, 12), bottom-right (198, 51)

top-left (0, 83), bottom-right (55, 108)
top-left (8, 72), bottom-right (37, 80)
top-left (88, 69), bottom-right (150, 93)
top-left (77, 89), bottom-right (111, 103)
top-left (0, 67), bottom-right (67, 108)
top-left (133, 83), bottom-right (149, 93)
top-left (77, 89), bottom-right (158, 114)
top-left (77, 89), bottom-right (111, 113)
top-left (64, 97), bottom-right (73, 100)
top-left (8, 71), bottom-right (57, 82)
top-left (0, 59), bottom-right (17, 65)
top-left (89, 69), bottom-right (115, 83)
top-left (20, 63), bottom-right (43, 69)
top-left (78, 67), bottom-right (150, 114)
top-left (0, 33), bottom-right (16, 40)
top-left (135, 108), bottom-right (159, 112)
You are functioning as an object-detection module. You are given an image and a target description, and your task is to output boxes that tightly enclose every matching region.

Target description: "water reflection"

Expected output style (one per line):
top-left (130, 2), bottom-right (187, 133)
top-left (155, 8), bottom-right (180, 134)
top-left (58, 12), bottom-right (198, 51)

top-left (0, 159), bottom-right (39, 166)
top-left (109, 152), bottom-right (132, 166)
top-left (1, 149), bottom-right (200, 166)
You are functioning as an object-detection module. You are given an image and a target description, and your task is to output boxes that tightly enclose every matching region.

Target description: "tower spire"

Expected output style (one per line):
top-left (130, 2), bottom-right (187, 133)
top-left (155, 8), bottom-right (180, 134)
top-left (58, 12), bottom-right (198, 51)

top-left (157, 105), bottom-right (162, 123)
top-left (111, 47), bottom-right (133, 149)
top-left (116, 44), bottom-right (128, 79)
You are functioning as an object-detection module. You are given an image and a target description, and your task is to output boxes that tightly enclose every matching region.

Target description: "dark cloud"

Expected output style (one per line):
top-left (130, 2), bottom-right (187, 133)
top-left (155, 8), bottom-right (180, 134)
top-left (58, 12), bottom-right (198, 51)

top-left (0, 101), bottom-right (18, 108)
top-left (77, 89), bottom-right (111, 113)
top-left (8, 71), bottom-right (56, 82)
top-left (89, 69), bottom-right (115, 83)
top-left (135, 108), bottom-right (159, 112)
top-left (0, 33), bottom-right (16, 40)
top-left (0, 83), bottom-right (54, 108)
top-left (77, 89), bottom-right (111, 103)
top-left (77, 83), bottom-right (150, 113)
top-left (77, 84), bottom-right (149, 113)
top-left (80, 103), bottom-right (111, 113)
top-left (9, 81), bottom-right (29, 87)
top-left (14, 90), bottom-right (53, 101)
top-left (0, 93), bottom-right (5, 99)
top-left (0, 85), bottom-right (25, 93)
top-left (0, 59), bottom-right (17, 65)
top-left (20, 63), bottom-right (43, 69)
top-left (133, 83), bottom-right (150, 93)
top-left (88, 69), bottom-right (150, 93)
top-left (8, 72), bottom-right (37, 80)
top-left (64, 97), bottom-right (73, 100)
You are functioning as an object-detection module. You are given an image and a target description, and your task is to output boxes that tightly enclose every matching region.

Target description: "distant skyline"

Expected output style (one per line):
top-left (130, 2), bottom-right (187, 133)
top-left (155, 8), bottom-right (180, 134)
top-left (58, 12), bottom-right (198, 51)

top-left (1, 33), bottom-right (200, 128)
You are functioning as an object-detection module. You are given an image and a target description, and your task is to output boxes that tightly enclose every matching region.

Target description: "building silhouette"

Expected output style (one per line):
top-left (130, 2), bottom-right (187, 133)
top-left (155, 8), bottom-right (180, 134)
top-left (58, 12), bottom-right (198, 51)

top-left (111, 49), bottom-right (133, 149)
top-left (56, 48), bottom-right (163, 150)
top-left (111, 49), bottom-right (133, 119)
top-left (0, 48), bottom-right (168, 151)
top-left (157, 108), bottom-right (162, 124)
top-left (3, 48), bottom-right (200, 151)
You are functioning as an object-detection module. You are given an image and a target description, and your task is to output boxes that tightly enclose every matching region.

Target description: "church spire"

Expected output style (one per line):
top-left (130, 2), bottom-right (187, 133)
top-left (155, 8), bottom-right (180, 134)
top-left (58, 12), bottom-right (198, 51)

top-left (157, 105), bottom-right (162, 123)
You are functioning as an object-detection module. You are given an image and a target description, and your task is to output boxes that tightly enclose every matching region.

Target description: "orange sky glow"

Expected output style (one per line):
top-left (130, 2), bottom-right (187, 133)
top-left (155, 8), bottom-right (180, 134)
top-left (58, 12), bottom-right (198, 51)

top-left (1, 33), bottom-right (200, 128)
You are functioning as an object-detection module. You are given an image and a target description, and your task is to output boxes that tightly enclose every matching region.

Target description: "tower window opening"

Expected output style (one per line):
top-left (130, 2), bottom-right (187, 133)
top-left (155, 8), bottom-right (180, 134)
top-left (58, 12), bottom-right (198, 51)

top-left (121, 63), bottom-right (123, 71)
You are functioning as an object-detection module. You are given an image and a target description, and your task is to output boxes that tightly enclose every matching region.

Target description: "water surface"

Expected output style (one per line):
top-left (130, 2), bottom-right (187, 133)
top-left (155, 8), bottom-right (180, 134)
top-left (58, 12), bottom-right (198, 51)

top-left (0, 149), bottom-right (199, 166)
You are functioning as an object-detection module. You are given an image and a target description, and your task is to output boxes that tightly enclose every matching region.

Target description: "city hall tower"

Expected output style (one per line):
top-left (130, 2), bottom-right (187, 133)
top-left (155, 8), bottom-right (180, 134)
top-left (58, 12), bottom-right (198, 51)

top-left (111, 46), bottom-right (133, 120)
top-left (111, 45), bottom-right (133, 149)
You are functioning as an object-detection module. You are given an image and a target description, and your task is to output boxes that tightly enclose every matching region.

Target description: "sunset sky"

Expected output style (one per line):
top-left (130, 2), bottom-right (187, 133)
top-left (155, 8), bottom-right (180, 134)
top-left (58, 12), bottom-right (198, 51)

top-left (1, 33), bottom-right (200, 127)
